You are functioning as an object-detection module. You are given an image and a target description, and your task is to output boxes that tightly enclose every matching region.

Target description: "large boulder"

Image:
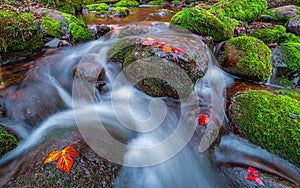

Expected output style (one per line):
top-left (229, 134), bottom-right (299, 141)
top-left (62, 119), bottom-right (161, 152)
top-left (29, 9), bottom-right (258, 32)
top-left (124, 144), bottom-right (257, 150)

top-left (170, 8), bottom-right (237, 41)
top-left (108, 27), bottom-right (212, 98)
top-left (210, 0), bottom-right (267, 22)
top-left (0, 11), bottom-right (43, 63)
top-left (219, 36), bottom-right (272, 82)
top-left (228, 89), bottom-right (300, 167)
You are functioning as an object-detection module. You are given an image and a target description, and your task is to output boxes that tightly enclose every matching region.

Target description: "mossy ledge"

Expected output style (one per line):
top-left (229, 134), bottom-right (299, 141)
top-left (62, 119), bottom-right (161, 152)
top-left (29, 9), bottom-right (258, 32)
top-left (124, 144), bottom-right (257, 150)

top-left (232, 90), bottom-right (300, 167)
top-left (251, 25), bottom-right (287, 43)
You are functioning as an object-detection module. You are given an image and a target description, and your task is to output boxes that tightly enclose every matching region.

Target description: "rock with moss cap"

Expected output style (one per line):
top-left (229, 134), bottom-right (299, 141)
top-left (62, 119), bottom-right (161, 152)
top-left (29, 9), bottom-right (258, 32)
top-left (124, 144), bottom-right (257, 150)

top-left (262, 5), bottom-right (299, 22)
top-left (108, 28), bottom-right (211, 98)
top-left (113, 7), bottom-right (130, 17)
top-left (0, 11), bottom-right (43, 63)
top-left (210, 0), bottom-right (267, 22)
top-left (40, 8), bottom-right (95, 41)
top-left (251, 25), bottom-right (287, 43)
top-left (220, 36), bottom-right (272, 82)
top-left (229, 89), bottom-right (300, 167)
top-left (114, 0), bottom-right (139, 7)
top-left (0, 125), bottom-right (18, 157)
top-left (170, 8), bottom-right (237, 41)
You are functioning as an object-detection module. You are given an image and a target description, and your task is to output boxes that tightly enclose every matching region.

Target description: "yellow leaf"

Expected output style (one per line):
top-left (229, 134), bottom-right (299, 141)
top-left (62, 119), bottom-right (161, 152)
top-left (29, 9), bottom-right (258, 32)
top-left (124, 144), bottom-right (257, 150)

top-left (147, 37), bottom-right (155, 41)
top-left (44, 150), bottom-right (61, 164)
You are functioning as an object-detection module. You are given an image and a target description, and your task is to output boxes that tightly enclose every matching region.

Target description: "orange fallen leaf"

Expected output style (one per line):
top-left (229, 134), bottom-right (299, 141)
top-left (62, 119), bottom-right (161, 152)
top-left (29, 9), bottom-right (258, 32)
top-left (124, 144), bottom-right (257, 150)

top-left (162, 44), bottom-right (172, 53)
top-left (44, 143), bottom-right (79, 174)
top-left (155, 41), bottom-right (167, 48)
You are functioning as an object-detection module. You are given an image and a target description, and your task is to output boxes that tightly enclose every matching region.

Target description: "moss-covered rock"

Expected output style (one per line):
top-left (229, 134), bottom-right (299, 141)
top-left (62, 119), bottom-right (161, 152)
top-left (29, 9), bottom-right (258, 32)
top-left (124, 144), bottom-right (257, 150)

top-left (86, 3), bottom-right (109, 11)
top-left (69, 22), bottom-right (95, 40)
top-left (41, 0), bottom-right (95, 14)
top-left (108, 31), bottom-right (210, 98)
top-left (114, 0), bottom-right (139, 7)
top-left (41, 9), bottom-right (95, 41)
top-left (251, 25), bottom-right (287, 43)
top-left (0, 11), bottom-right (43, 62)
top-left (0, 125), bottom-right (18, 157)
top-left (170, 8), bottom-right (237, 41)
top-left (221, 36), bottom-right (272, 82)
top-left (263, 5), bottom-right (299, 22)
top-left (231, 90), bottom-right (300, 166)
top-left (113, 7), bottom-right (130, 17)
top-left (42, 16), bottom-right (64, 38)
top-left (279, 39), bottom-right (300, 76)
top-left (210, 0), bottom-right (267, 22)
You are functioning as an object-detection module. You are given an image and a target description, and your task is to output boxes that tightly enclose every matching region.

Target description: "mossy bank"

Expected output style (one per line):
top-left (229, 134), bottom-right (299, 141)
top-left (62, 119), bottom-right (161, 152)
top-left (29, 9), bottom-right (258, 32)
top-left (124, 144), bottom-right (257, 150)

top-left (0, 11), bottom-right (43, 62)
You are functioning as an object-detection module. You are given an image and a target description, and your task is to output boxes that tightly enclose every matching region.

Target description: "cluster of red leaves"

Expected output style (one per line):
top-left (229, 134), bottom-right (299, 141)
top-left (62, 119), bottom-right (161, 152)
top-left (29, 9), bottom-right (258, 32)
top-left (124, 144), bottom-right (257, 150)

top-left (142, 37), bottom-right (184, 54)
top-left (246, 167), bottom-right (264, 186)
top-left (44, 141), bottom-right (79, 174)
top-left (198, 114), bottom-right (210, 127)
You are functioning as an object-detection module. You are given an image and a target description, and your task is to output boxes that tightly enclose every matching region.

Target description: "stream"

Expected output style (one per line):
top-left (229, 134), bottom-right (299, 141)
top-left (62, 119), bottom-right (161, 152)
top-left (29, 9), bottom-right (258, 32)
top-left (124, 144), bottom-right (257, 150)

top-left (0, 8), bottom-right (299, 187)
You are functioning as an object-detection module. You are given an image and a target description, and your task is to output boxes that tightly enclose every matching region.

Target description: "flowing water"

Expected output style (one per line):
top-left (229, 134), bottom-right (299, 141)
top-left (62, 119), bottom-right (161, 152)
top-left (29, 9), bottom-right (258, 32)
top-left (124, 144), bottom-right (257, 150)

top-left (0, 23), bottom-right (299, 187)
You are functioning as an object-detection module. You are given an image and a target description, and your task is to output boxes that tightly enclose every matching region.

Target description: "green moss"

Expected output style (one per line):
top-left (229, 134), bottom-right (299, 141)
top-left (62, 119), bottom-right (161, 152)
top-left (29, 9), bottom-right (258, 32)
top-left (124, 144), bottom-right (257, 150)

top-left (69, 22), bottom-right (94, 40)
top-left (0, 11), bottom-right (43, 58)
top-left (225, 36), bottom-right (272, 81)
top-left (42, 16), bottom-right (63, 37)
top-left (275, 77), bottom-right (294, 87)
top-left (113, 7), bottom-right (129, 15)
top-left (114, 0), bottom-right (139, 7)
top-left (234, 90), bottom-right (300, 166)
top-left (210, 0), bottom-right (267, 22)
top-left (148, 0), bottom-right (165, 5)
top-left (170, 8), bottom-right (237, 41)
top-left (251, 25), bottom-right (287, 43)
top-left (0, 126), bottom-right (18, 157)
top-left (280, 41), bottom-right (300, 75)
top-left (61, 12), bottom-right (85, 26)
top-left (86, 3), bottom-right (109, 11)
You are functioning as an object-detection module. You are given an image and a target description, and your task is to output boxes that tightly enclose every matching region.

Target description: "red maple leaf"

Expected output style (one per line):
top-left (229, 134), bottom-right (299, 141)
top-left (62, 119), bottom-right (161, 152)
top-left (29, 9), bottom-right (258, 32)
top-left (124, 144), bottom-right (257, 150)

top-left (246, 166), bottom-right (264, 186)
top-left (44, 141), bottom-right (79, 174)
top-left (172, 47), bottom-right (184, 53)
top-left (198, 114), bottom-right (209, 126)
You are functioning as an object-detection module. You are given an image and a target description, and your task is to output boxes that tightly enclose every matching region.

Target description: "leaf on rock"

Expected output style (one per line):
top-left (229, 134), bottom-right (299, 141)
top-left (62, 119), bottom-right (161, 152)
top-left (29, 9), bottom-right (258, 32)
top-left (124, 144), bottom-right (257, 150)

top-left (172, 47), bottom-right (184, 53)
top-left (247, 166), bottom-right (258, 177)
top-left (44, 150), bottom-right (61, 163)
top-left (147, 37), bottom-right (155, 41)
top-left (142, 40), bottom-right (157, 46)
top-left (162, 45), bottom-right (172, 53)
top-left (246, 166), bottom-right (264, 186)
top-left (155, 41), bottom-right (167, 48)
top-left (198, 114), bottom-right (209, 126)
top-left (44, 144), bottom-right (79, 174)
